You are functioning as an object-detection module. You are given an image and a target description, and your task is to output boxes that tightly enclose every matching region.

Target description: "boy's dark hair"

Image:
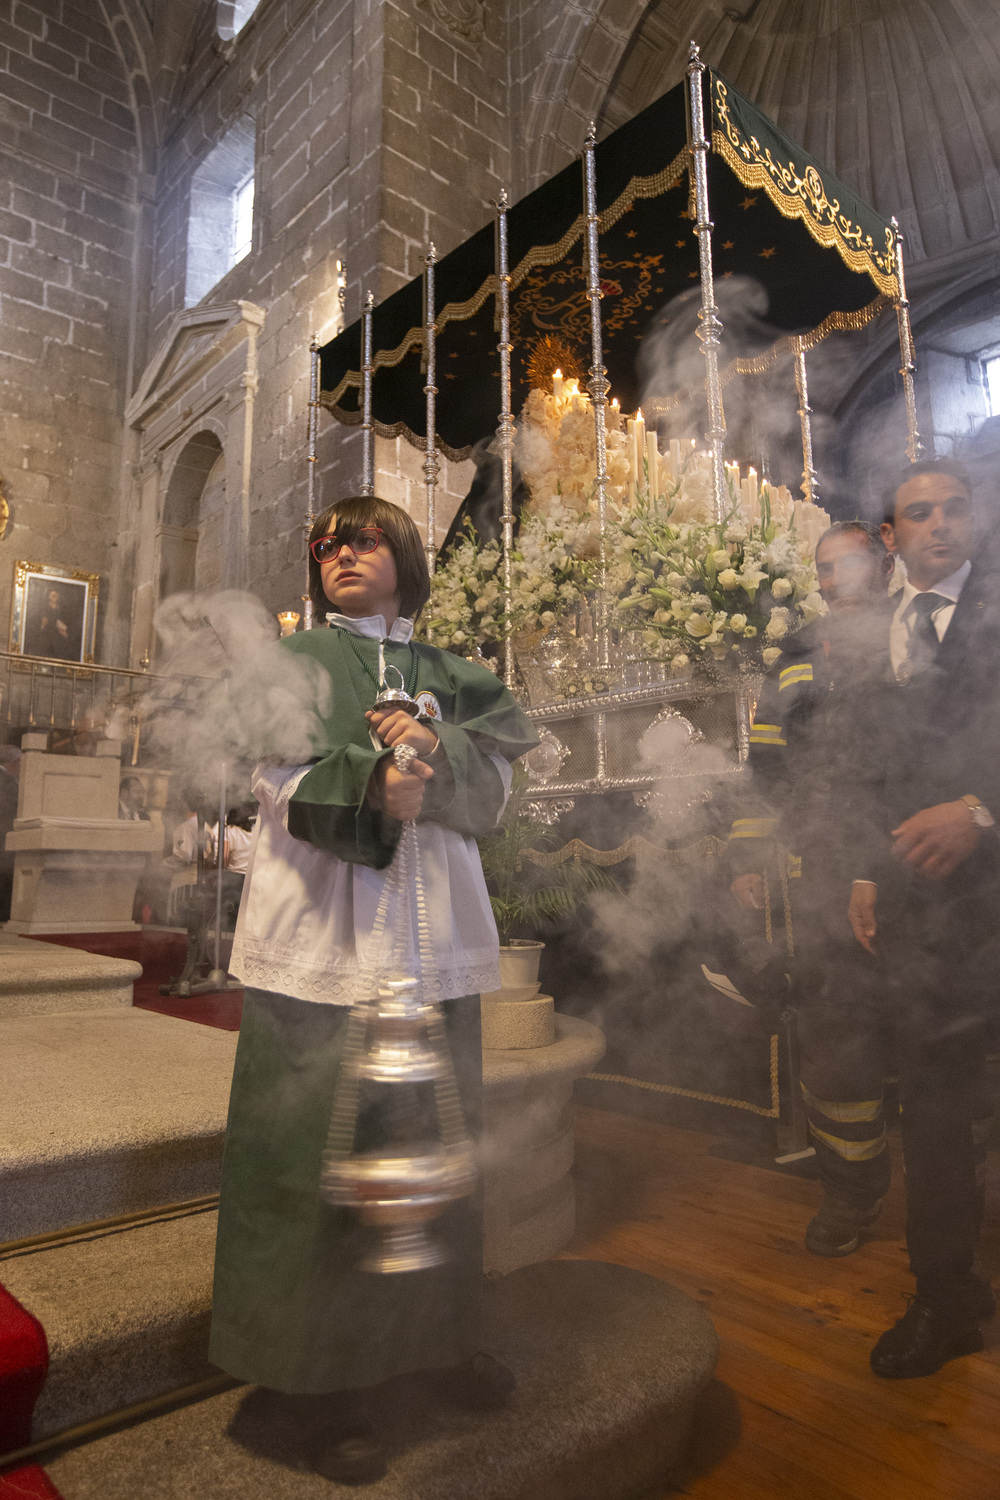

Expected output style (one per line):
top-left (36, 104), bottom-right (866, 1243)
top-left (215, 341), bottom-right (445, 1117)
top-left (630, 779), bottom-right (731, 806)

top-left (816, 520), bottom-right (888, 558)
top-left (307, 496), bottom-right (432, 623)
top-left (881, 458), bottom-right (973, 525)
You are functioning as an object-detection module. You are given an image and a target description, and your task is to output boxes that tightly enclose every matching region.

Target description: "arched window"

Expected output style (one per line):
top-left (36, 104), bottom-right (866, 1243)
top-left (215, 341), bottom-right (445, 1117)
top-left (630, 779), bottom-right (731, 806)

top-left (216, 0), bottom-right (261, 40)
top-left (185, 118), bottom-right (256, 307)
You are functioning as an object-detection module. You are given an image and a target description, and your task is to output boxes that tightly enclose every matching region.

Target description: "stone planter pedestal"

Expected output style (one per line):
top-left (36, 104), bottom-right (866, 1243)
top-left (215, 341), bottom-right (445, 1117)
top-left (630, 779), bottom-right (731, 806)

top-left (482, 1010), bottom-right (605, 1276)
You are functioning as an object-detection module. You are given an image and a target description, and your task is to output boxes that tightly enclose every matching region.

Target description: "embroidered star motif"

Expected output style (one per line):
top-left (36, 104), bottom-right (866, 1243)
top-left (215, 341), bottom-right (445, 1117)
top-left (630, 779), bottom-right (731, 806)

top-left (722, 240), bottom-right (735, 250)
top-left (723, 270), bottom-right (734, 277)
top-left (688, 271), bottom-right (699, 279)
top-left (740, 195), bottom-right (757, 210)
top-left (758, 246), bottom-right (776, 259)
top-left (626, 229), bottom-right (638, 238)
top-left (675, 239), bottom-right (687, 248)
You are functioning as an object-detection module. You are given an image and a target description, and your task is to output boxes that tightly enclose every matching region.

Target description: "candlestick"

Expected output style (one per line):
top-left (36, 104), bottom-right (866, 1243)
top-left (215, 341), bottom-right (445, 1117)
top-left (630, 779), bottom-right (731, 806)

top-left (646, 430), bottom-right (659, 499)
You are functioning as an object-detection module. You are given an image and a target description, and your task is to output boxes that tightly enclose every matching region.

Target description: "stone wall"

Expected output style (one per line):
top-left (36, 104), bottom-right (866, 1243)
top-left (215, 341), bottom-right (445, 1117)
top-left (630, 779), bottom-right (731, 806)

top-left (0, 0), bottom-right (141, 657)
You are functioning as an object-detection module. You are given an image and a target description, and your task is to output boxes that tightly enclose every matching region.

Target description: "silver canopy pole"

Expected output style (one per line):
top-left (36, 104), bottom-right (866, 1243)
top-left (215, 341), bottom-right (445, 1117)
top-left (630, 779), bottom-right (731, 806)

top-left (793, 343), bottom-right (819, 503)
top-left (207, 761), bottom-right (227, 989)
top-left (686, 41), bottom-right (727, 523)
top-left (361, 289), bottom-right (375, 496)
top-left (892, 217), bottom-right (923, 464)
top-left (423, 243), bottom-right (439, 575)
top-left (496, 190), bottom-right (515, 691)
top-left (303, 334), bottom-right (319, 628)
top-left (583, 123), bottom-right (610, 670)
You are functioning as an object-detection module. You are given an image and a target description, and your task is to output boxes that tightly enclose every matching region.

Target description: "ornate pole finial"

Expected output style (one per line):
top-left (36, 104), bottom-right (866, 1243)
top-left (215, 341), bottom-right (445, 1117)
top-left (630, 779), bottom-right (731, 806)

top-left (423, 241), bottom-right (439, 575)
top-left (495, 190), bottom-right (515, 691)
top-left (688, 39), bottom-right (704, 68)
top-left (891, 216), bottom-right (923, 464)
top-left (361, 289), bottom-right (375, 497)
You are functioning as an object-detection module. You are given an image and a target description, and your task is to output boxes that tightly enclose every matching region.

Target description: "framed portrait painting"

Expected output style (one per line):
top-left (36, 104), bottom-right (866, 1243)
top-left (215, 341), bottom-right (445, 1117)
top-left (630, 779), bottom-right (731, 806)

top-left (10, 561), bottom-right (99, 664)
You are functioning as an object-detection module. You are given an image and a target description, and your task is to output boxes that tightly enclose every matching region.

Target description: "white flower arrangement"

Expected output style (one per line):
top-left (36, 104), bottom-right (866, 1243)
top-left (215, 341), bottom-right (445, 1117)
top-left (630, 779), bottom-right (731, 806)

top-left (424, 378), bottom-right (830, 685)
top-left (606, 472), bottom-right (827, 673)
top-left (418, 502), bottom-right (591, 656)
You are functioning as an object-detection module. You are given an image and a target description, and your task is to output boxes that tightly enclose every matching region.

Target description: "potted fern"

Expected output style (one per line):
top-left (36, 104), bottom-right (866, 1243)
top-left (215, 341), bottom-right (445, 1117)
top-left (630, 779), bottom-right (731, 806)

top-left (477, 775), bottom-right (614, 998)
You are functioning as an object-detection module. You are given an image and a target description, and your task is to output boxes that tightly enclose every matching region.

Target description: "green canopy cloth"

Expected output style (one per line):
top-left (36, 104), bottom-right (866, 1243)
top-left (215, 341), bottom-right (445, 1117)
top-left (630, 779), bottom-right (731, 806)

top-left (319, 71), bottom-right (897, 460)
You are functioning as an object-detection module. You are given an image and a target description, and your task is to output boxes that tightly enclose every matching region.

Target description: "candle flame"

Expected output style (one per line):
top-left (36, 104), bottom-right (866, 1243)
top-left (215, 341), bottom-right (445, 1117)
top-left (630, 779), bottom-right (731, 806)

top-left (554, 368), bottom-right (561, 378)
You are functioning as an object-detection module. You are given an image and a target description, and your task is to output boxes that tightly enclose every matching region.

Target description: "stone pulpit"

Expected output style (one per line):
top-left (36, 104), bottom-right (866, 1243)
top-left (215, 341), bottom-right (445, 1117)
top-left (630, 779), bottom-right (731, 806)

top-left (4, 735), bottom-right (162, 934)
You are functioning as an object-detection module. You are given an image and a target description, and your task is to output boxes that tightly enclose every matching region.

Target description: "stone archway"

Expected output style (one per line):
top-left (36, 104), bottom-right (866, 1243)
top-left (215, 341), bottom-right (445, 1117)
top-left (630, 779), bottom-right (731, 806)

top-left (158, 431), bottom-right (227, 606)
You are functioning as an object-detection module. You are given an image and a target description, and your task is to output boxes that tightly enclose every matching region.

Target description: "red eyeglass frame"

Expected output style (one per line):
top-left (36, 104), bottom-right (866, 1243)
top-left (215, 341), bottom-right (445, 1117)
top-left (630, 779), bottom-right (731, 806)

top-left (309, 526), bottom-right (383, 564)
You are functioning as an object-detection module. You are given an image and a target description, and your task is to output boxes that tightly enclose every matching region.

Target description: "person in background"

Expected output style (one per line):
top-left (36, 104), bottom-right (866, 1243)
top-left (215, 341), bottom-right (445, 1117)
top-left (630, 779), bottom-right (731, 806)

top-left (172, 786), bottom-right (217, 865)
top-left (729, 521), bottom-right (895, 1256)
top-left (118, 775), bottom-right (150, 822)
top-left (222, 802), bottom-right (257, 876)
top-left (846, 458), bottom-right (1000, 1378)
top-left (0, 745), bottom-right (21, 922)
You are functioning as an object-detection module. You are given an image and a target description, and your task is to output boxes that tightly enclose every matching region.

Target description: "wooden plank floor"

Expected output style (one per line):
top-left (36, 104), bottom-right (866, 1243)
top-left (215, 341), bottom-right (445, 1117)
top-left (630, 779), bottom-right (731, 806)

top-left (563, 1105), bottom-right (1000, 1499)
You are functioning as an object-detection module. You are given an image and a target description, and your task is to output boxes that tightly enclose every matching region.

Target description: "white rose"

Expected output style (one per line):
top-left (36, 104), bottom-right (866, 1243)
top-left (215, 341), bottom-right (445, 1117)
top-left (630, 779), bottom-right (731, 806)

top-left (718, 568), bottom-right (739, 590)
top-left (762, 646), bottom-right (782, 667)
top-left (743, 625), bottom-right (758, 639)
top-left (670, 653), bottom-right (690, 676)
top-left (712, 549), bottom-right (730, 569)
top-left (474, 596), bottom-right (490, 612)
top-left (771, 577), bottom-right (793, 599)
top-left (765, 610), bottom-right (789, 640)
top-left (451, 630), bottom-right (466, 644)
top-left (730, 613), bottom-right (747, 633)
top-left (540, 611), bottom-right (556, 627)
top-left (685, 613), bottom-right (713, 639)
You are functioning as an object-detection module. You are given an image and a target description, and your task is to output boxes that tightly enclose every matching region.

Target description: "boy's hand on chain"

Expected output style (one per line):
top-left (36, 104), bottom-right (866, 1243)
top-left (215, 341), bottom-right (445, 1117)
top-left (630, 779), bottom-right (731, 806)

top-left (367, 708), bottom-right (440, 758)
top-left (368, 752), bottom-right (433, 821)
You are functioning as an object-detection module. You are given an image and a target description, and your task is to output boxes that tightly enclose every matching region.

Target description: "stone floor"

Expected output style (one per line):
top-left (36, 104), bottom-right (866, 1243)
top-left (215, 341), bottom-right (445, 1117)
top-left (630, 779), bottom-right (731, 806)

top-left (44, 1260), bottom-right (718, 1500)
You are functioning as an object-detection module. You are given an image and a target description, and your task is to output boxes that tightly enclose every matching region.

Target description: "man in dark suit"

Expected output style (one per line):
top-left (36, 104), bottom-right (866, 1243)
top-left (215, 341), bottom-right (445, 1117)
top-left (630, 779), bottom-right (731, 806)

top-left (847, 458), bottom-right (1000, 1378)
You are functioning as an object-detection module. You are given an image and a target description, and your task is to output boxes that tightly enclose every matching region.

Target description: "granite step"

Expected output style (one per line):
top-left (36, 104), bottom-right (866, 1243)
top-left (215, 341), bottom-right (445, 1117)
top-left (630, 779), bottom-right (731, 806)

top-left (0, 1007), bottom-right (238, 1241)
top-left (0, 933), bottom-right (141, 1019)
top-left (0, 1207), bottom-right (219, 1440)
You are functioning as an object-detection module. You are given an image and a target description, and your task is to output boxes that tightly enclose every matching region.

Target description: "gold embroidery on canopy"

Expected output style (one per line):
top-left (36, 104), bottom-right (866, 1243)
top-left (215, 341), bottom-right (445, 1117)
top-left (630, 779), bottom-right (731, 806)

top-left (321, 149), bottom-right (690, 413)
top-left (711, 79), bottom-right (898, 298)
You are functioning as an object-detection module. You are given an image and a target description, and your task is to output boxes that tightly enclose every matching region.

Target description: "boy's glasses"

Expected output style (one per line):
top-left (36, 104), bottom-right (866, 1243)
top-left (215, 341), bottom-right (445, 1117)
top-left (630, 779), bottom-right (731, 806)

top-left (310, 527), bottom-right (383, 564)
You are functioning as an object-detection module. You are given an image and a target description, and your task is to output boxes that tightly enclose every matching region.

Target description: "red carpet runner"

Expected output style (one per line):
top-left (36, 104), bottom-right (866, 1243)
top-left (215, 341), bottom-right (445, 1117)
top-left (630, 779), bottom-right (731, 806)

top-left (28, 929), bottom-right (244, 1031)
top-left (0, 1283), bottom-right (62, 1496)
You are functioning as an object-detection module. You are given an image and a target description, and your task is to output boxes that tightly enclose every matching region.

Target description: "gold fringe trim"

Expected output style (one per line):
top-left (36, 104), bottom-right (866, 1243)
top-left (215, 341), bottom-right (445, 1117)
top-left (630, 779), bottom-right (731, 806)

top-left (588, 1033), bottom-right (781, 1119)
top-left (644, 293), bottom-right (890, 417)
top-left (711, 80), bottom-right (897, 297)
top-left (520, 834), bottom-right (727, 867)
top-left (319, 404), bottom-right (473, 463)
top-left (322, 150), bottom-right (689, 412)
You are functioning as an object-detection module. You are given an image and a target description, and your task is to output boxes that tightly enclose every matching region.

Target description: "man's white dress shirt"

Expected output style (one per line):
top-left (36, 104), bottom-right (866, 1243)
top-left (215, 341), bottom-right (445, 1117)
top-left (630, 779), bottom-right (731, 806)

top-left (889, 559), bottom-right (971, 680)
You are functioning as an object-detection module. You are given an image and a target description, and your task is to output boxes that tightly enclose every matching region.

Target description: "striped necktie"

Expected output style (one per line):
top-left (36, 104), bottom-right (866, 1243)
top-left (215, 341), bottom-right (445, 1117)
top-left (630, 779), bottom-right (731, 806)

top-left (900, 591), bottom-right (948, 681)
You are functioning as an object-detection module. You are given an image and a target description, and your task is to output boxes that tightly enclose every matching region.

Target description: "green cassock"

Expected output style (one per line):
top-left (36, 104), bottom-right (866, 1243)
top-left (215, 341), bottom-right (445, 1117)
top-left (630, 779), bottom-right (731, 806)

top-left (209, 626), bottom-right (538, 1396)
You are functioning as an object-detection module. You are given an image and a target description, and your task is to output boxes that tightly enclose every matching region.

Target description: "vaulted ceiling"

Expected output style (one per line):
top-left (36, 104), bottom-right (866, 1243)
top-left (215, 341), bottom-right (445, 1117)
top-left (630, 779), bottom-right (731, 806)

top-left (600, 0), bottom-right (1000, 267)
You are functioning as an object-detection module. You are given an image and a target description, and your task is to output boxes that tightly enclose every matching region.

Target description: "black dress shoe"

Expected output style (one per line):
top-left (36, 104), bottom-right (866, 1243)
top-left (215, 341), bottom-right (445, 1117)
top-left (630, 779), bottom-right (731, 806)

top-left (431, 1352), bottom-right (516, 1411)
top-left (312, 1414), bottom-right (387, 1485)
top-left (870, 1296), bottom-right (984, 1379)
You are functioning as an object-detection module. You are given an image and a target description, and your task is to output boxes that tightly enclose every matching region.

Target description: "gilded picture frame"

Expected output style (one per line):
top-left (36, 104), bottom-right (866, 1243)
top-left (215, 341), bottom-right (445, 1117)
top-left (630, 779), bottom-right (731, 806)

top-left (9, 560), bottom-right (99, 664)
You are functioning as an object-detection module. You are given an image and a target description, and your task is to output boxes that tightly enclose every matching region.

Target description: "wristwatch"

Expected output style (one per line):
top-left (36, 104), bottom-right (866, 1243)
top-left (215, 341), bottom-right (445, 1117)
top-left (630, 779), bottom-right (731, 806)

top-left (960, 794), bottom-right (995, 829)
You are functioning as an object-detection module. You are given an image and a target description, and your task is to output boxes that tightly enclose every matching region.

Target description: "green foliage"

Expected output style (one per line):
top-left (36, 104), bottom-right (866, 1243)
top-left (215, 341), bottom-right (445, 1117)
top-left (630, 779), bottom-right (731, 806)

top-left (477, 771), bottom-right (616, 945)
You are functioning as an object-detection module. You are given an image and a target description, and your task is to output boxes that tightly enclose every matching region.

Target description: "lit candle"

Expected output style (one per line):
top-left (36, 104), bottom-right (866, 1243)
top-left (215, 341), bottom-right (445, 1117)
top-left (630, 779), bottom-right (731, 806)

top-left (552, 368), bottom-right (563, 401)
top-left (277, 611), bottom-right (300, 637)
top-left (626, 417), bottom-right (637, 504)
